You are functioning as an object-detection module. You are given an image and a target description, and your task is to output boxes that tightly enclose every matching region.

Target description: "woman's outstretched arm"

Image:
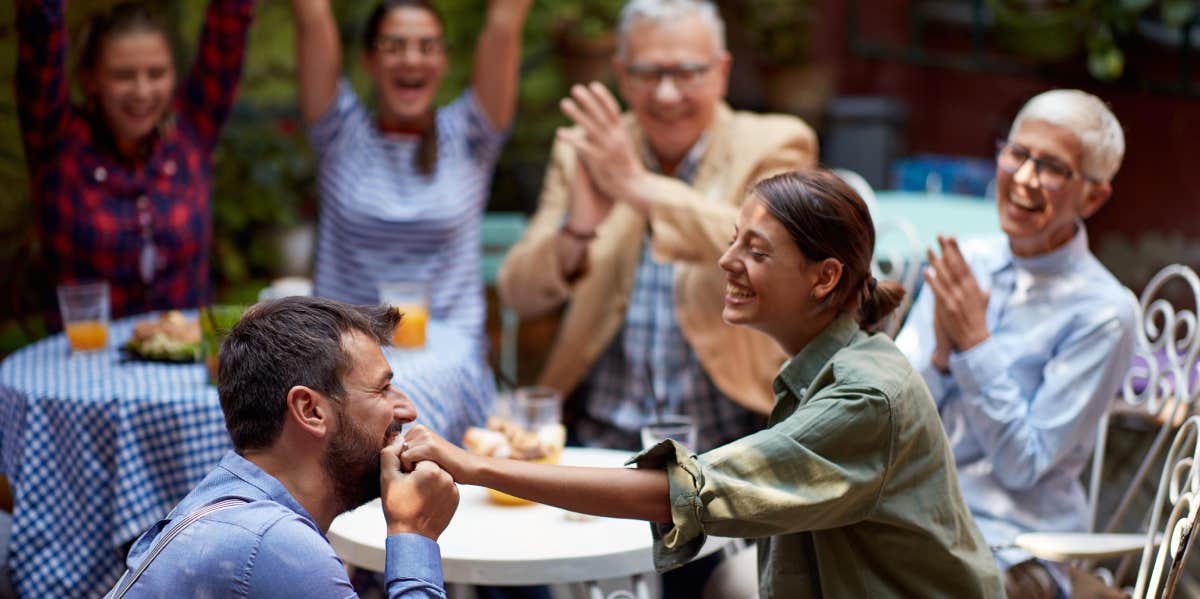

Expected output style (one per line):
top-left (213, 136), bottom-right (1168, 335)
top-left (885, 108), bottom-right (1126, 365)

top-left (291, 0), bottom-right (342, 125)
top-left (401, 425), bottom-right (672, 523)
top-left (470, 0), bottom-right (532, 130)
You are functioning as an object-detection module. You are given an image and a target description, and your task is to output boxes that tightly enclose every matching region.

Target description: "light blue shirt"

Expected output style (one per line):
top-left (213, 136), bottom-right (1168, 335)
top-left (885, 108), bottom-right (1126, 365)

top-left (117, 451), bottom-right (446, 598)
top-left (896, 225), bottom-right (1137, 578)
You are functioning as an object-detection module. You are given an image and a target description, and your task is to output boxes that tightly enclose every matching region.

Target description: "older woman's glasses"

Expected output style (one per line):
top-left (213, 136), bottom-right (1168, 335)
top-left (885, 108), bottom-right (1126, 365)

top-left (995, 141), bottom-right (1097, 191)
top-left (622, 61), bottom-right (714, 91)
top-left (373, 35), bottom-right (445, 57)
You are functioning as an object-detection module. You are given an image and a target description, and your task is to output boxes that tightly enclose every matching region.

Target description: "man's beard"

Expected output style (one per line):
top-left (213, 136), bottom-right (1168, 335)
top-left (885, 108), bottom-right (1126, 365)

top-left (322, 410), bottom-right (403, 515)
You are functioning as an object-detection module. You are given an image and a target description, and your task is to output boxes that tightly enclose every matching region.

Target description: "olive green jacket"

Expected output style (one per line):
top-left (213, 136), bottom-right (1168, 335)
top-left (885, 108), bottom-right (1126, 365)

top-left (634, 315), bottom-right (1005, 598)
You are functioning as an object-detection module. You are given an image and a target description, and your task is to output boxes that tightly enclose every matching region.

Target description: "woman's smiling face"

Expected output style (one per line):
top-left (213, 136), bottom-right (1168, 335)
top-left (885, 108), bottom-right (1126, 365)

top-left (719, 196), bottom-right (823, 339)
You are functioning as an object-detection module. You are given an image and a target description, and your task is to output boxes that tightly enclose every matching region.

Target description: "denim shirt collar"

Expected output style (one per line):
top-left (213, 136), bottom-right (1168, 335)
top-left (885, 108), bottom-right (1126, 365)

top-left (220, 451), bottom-right (318, 527)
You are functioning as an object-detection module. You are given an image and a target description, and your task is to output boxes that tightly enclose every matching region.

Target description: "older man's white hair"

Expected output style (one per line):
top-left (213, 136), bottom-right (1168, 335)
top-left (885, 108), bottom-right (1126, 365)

top-left (615, 0), bottom-right (726, 61)
top-left (1010, 89), bottom-right (1125, 183)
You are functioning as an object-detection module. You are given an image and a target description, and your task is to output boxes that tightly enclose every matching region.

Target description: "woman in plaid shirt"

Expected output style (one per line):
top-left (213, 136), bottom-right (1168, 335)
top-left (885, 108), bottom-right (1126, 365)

top-left (16, 0), bottom-right (254, 323)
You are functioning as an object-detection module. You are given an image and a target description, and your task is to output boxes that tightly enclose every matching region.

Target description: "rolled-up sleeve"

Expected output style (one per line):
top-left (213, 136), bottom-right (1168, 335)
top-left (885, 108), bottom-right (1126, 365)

top-left (630, 387), bottom-right (893, 572)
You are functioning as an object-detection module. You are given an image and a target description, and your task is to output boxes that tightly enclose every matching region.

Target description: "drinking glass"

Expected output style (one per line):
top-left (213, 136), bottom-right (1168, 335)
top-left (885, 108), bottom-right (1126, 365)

top-left (640, 415), bottom-right (698, 451)
top-left (488, 386), bottom-right (565, 505)
top-left (57, 282), bottom-right (110, 354)
top-left (378, 281), bottom-right (430, 349)
top-left (201, 305), bottom-right (246, 386)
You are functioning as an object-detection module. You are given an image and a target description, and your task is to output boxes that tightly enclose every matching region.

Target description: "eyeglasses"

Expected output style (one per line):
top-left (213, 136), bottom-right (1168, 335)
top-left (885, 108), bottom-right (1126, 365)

top-left (373, 36), bottom-right (445, 57)
top-left (995, 140), bottom-right (1096, 191)
top-left (622, 61), bottom-right (715, 91)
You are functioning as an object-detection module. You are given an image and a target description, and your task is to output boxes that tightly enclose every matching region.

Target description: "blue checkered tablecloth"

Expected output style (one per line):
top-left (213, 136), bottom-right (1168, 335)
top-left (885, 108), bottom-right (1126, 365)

top-left (0, 313), bottom-right (493, 598)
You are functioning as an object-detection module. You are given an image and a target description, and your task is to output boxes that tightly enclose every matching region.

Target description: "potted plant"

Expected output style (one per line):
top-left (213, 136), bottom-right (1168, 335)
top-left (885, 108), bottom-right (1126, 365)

top-left (727, 0), bottom-right (832, 125)
top-left (551, 1), bottom-right (626, 86)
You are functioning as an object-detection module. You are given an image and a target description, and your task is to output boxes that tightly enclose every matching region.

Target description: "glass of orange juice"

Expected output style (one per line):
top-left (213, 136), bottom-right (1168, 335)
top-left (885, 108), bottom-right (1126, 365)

top-left (57, 281), bottom-right (110, 354)
top-left (486, 387), bottom-right (565, 505)
top-left (378, 282), bottom-right (429, 349)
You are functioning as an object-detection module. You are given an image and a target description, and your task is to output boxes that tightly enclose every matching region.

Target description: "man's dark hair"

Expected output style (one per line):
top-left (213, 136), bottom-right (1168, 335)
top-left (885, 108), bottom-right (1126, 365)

top-left (217, 297), bottom-right (401, 452)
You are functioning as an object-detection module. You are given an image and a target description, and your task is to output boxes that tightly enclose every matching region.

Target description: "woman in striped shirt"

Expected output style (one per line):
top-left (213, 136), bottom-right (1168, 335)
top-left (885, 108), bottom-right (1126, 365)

top-left (289, 0), bottom-right (530, 351)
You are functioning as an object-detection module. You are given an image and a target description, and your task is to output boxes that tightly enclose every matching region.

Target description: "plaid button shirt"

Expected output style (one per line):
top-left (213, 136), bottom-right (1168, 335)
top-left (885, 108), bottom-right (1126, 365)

top-left (574, 136), bottom-right (766, 453)
top-left (16, 0), bottom-right (253, 322)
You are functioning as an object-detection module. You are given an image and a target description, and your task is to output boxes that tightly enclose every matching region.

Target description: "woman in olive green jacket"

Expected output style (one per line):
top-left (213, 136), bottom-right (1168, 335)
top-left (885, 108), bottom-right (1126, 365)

top-left (402, 170), bottom-right (1005, 598)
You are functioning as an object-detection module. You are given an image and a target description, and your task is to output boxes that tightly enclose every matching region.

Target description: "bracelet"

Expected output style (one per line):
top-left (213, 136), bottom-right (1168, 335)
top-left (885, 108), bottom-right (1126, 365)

top-left (559, 222), bottom-right (597, 241)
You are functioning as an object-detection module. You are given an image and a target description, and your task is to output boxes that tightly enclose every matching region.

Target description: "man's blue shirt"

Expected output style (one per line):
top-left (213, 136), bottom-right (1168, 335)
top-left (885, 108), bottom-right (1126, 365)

top-left (117, 451), bottom-right (445, 598)
top-left (896, 225), bottom-right (1137, 582)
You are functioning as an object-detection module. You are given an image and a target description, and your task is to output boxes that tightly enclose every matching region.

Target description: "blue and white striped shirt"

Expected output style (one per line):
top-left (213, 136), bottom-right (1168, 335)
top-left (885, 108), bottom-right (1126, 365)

top-left (308, 80), bottom-right (507, 348)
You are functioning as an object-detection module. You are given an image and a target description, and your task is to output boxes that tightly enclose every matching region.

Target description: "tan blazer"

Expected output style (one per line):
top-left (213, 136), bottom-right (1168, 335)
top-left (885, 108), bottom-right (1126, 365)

top-left (498, 103), bottom-right (817, 414)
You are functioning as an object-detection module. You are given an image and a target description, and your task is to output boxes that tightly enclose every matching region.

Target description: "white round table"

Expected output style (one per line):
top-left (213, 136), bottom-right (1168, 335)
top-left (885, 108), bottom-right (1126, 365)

top-left (328, 447), bottom-right (733, 595)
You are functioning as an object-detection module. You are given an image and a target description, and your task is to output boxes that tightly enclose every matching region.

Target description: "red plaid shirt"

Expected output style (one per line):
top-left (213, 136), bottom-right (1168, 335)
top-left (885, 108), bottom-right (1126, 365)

top-left (17, 0), bottom-right (253, 321)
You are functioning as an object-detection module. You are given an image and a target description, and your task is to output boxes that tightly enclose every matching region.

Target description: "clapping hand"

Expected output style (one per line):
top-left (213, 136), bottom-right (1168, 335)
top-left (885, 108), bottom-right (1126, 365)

top-left (924, 235), bottom-right (990, 365)
top-left (556, 82), bottom-right (652, 215)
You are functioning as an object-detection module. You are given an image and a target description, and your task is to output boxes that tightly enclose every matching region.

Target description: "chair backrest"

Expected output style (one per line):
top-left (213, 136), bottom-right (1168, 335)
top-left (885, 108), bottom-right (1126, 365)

top-left (871, 215), bottom-right (923, 337)
top-left (832, 167), bottom-right (878, 213)
top-left (481, 212), bottom-right (528, 286)
top-left (1133, 414), bottom-right (1200, 599)
top-left (1089, 265), bottom-right (1200, 536)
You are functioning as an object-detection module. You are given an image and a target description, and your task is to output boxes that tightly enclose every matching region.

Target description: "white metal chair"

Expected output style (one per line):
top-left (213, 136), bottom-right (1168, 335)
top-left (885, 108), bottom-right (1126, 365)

top-left (870, 215), bottom-right (923, 337)
top-left (1132, 414), bottom-right (1200, 598)
top-left (481, 212), bottom-right (528, 387)
top-left (831, 167), bottom-right (924, 337)
top-left (1014, 264), bottom-right (1200, 578)
top-left (832, 167), bottom-right (878, 213)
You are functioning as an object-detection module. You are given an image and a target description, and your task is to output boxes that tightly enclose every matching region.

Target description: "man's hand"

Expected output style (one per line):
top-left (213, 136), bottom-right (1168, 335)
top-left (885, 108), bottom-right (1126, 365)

top-left (380, 438), bottom-right (459, 540)
top-left (557, 82), bottom-right (653, 215)
top-left (400, 425), bottom-right (478, 484)
top-left (562, 153), bottom-right (613, 237)
top-left (923, 235), bottom-right (990, 355)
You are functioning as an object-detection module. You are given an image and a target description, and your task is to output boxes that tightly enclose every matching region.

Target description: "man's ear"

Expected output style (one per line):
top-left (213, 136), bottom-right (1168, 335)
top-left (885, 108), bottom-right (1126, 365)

top-left (286, 386), bottom-right (333, 440)
top-left (1079, 180), bottom-right (1112, 220)
top-left (811, 258), bottom-right (843, 303)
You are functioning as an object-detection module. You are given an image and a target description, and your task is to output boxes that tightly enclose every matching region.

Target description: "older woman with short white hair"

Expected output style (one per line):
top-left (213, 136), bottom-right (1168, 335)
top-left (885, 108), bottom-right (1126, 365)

top-left (897, 89), bottom-right (1139, 598)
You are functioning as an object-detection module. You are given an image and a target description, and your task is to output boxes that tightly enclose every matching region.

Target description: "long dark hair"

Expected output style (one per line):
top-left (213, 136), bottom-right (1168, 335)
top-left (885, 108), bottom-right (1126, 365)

top-left (76, 2), bottom-right (172, 99)
top-left (363, 0), bottom-right (444, 176)
top-left (752, 170), bottom-right (905, 331)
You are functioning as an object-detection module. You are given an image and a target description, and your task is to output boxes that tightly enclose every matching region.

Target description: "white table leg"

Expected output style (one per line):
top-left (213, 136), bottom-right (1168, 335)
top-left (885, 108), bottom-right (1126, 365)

top-left (582, 573), bottom-right (651, 599)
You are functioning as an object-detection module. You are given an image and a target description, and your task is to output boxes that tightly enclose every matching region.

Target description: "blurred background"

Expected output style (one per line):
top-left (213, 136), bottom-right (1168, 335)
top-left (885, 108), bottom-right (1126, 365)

top-left (1, 0), bottom-right (1198, 361)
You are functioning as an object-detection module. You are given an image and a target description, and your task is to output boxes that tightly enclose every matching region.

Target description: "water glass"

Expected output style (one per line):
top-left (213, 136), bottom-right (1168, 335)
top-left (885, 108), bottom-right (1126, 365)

top-left (379, 281), bottom-right (429, 348)
top-left (640, 415), bottom-right (697, 451)
top-left (57, 282), bottom-right (110, 354)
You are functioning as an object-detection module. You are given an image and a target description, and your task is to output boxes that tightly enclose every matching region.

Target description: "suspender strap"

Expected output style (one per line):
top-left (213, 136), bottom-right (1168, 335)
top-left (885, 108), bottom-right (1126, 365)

top-left (106, 498), bottom-right (249, 599)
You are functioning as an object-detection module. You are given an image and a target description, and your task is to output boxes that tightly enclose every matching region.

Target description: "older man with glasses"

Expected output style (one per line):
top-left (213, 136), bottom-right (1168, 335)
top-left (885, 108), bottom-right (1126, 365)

top-left (500, 0), bottom-right (815, 461)
top-left (896, 89), bottom-right (1138, 599)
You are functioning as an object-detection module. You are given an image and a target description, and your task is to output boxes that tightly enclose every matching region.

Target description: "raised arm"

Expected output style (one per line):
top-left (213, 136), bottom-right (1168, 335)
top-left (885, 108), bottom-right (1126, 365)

top-left (290, 0), bottom-right (342, 125)
top-left (177, 0), bottom-right (254, 153)
top-left (401, 425), bottom-right (672, 522)
top-left (471, 0), bottom-right (531, 130)
top-left (16, 0), bottom-right (71, 167)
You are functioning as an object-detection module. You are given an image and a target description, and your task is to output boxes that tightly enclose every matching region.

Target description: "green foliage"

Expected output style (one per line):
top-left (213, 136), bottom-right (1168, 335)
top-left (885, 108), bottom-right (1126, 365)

top-left (732, 0), bottom-right (817, 67)
top-left (552, 0), bottom-right (626, 40)
top-left (989, 0), bottom-right (1200, 82)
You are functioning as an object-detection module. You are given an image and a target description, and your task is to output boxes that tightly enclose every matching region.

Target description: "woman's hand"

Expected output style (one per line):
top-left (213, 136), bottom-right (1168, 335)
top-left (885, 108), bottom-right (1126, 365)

top-left (400, 424), bottom-right (478, 484)
top-left (380, 438), bottom-right (459, 540)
